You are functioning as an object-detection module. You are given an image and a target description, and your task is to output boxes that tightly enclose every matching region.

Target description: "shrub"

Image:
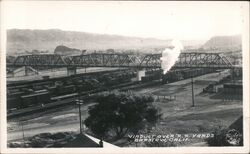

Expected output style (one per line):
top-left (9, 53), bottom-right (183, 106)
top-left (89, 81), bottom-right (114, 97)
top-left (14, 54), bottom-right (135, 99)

top-left (206, 128), bottom-right (243, 146)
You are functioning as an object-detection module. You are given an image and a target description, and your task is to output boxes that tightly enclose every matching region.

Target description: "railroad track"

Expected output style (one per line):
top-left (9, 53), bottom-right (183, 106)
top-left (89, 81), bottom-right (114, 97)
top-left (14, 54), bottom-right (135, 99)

top-left (7, 71), bottom-right (218, 119)
top-left (7, 80), bottom-right (158, 119)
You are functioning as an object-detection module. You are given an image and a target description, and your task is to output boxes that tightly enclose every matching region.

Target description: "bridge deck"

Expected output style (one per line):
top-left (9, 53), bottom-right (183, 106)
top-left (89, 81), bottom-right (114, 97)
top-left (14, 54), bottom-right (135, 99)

top-left (7, 52), bottom-right (237, 69)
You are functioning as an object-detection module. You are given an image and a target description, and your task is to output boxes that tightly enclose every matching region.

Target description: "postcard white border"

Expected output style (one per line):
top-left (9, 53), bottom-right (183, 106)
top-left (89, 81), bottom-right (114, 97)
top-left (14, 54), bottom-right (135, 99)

top-left (0, 1), bottom-right (249, 154)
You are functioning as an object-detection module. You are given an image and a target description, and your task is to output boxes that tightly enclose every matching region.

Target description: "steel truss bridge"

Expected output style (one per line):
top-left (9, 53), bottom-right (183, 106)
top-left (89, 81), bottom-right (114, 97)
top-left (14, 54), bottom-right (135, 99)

top-left (8, 52), bottom-right (235, 69)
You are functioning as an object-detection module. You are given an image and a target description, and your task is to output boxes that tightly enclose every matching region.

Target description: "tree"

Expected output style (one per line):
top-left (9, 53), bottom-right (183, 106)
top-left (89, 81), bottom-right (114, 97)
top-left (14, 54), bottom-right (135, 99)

top-left (84, 91), bottom-right (161, 139)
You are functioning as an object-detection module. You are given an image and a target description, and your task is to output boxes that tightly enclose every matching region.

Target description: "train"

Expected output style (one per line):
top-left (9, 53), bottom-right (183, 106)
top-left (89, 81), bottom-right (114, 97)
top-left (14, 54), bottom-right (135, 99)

top-left (140, 68), bottom-right (217, 84)
top-left (7, 68), bottom-right (218, 112)
top-left (7, 69), bottom-right (136, 111)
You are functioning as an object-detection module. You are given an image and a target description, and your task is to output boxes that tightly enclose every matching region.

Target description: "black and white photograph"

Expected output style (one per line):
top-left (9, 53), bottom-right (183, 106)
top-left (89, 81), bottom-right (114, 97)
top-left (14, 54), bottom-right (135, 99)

top-left (0, 1), bottom-right (249, 153)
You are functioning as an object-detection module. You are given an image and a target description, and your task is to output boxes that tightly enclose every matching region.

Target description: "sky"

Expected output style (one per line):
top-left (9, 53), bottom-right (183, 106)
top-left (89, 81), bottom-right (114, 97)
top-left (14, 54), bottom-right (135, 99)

top-left (1, 1), bottom-right (246, 40)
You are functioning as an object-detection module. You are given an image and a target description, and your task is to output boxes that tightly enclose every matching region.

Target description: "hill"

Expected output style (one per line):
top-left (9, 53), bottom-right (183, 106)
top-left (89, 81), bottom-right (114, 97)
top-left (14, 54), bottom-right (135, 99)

top-left (7, 29), bottom-right (172, 55)
top-left (54, 45), bottom-right (85, 55)
top-left (202, 35), bottom-right (241, 50)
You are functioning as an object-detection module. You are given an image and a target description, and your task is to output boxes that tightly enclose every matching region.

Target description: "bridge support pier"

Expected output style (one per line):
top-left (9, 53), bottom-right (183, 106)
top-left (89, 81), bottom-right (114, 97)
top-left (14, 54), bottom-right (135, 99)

top-left (67, 67), bottom-right (77, 76)
top-left (24, 66), bottom-right (28, 76)
top-left (136, 69), bottom-right (146, 81)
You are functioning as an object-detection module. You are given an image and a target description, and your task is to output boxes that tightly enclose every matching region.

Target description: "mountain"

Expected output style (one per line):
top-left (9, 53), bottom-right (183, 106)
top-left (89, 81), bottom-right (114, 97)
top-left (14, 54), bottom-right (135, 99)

top-left (202, 35), bottom-right (241, 50)
top-left (7, 29), bottom-right (172, 55)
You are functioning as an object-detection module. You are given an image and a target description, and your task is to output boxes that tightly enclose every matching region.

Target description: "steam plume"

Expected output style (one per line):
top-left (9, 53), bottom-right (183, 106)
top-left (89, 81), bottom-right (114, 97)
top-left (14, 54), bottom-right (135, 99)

top-left (161, 39), bottom-right (183, 74)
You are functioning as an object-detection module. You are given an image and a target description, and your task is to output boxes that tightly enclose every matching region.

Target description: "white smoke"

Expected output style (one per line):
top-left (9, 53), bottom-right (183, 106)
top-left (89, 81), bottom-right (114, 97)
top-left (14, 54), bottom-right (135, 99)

top-left (161, 39), bottom-right (183, 74)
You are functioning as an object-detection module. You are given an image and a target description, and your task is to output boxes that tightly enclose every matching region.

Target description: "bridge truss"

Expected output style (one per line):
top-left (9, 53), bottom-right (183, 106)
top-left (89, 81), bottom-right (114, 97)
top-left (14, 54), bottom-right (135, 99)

top-left (9, 52), bottom-right (234, 69)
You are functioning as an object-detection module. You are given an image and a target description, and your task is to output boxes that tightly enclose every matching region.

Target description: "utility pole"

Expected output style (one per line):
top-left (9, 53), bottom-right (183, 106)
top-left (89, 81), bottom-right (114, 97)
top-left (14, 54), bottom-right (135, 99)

top-left (191, 76), bottom-right (195, 107)
top-left (76, 99), bottom-right (83, 134)
top-left (19, 120), bottom-right (25, 142)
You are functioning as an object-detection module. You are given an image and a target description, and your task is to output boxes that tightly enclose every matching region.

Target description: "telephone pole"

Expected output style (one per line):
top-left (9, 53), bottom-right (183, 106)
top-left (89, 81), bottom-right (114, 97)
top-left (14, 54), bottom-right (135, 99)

top-left (76, 99), bottom-right (83, 134)
top-left (21, 121), bottom-right (25, 141)
top-left (191, 76), bottom-right (195, 107)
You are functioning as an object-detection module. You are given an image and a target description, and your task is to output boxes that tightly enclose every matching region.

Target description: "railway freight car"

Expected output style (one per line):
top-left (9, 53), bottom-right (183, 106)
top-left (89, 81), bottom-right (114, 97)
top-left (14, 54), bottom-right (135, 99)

top-left (20, 92), bottom-right (51, 108)
top-left (7, 91), bottom-right (25, 110)
top-left (55, 85), bottom-right (76, 96)
top-left (7, 97), bottom-right (20, 110)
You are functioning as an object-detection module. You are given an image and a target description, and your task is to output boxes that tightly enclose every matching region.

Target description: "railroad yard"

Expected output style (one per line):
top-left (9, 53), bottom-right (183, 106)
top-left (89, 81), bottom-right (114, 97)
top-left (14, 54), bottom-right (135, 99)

top-left (6, 49), bottom-right (243, 147)
top-left (7, 67), bottom-right (243, 146)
